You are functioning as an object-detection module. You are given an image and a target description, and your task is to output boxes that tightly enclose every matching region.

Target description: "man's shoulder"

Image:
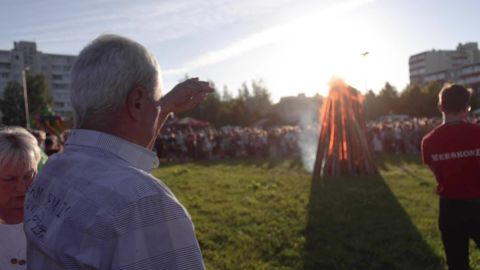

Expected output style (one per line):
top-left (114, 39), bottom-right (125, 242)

top-left (80, 166), bottom-right (172, 213)
top-left (421, 126), bottom-right (439, 144)
top-left (465, 122), bottom-right (480, 132)
top-left (32, 148), bottom-right (171, 215)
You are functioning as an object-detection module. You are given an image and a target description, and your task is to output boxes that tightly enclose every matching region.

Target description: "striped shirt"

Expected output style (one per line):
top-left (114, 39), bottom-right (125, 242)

top-left (24, 129), bottom-right (205, 270)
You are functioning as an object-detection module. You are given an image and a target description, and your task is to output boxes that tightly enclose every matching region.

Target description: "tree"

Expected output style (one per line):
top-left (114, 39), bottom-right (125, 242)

top-left (377, 82), bottom-right (399, 115)
top-left (0, 73), bottom-right (52, 126)
top-left (399, 84), bottom-right (424, 117)
top-left (251, 79), bottom-right (272, 111)
top-left (221, 85), bottom-right (232, 101)
top-left (422, 81), bottom-right (442, 117)
top-left (237, 82), bottom-right (251, 101)
top-left (237, 79), bottom-right (273, 126)
top-left (180, 89), bottom-right (223, 125)
top-left (363, 90), bottom-right (383, 120)
top-left (0, 81), bottom-right (25, 125)
top-left (27, 73), bottom-right (53, 117)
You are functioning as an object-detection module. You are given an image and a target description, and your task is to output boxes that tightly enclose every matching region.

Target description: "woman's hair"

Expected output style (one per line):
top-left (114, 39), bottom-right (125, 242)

top-left (70, 34), bottom-right (161, 128)
top-left (438, 84), bottom-right (472, 114)
top-left (0, 126), bottom-right (41, 170)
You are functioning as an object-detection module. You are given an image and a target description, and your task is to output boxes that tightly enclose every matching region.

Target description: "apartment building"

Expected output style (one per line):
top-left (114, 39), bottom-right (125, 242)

top-left (0, 41), bottom-right (76, 118)
top-left (409, 42), bottom-right (480, 92)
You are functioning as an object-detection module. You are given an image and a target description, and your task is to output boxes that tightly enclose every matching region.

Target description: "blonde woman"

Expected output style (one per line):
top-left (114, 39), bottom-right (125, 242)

top-left (0, 126), bottom-right (40, 269)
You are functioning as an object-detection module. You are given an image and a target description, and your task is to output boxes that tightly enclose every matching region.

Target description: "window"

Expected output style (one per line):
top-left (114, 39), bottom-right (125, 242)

top-left (1, 72), bottom-right (9, 79)
top-left (52, 83), bottom-right (68, 90)
top-left (54, 102), bottom-right (65, 108)
top-left (52, 74), bottom-right (63, 80)
top-left (0, 63), bottom-right (11, 69)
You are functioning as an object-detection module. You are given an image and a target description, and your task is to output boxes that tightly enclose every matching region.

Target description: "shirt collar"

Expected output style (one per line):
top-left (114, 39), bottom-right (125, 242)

top-left (65, 129), bottom-right (159, 172)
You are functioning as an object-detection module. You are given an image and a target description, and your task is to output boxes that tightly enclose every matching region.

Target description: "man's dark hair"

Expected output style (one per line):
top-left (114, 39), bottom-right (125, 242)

top-left (438, 84), bottom-right (471, 114)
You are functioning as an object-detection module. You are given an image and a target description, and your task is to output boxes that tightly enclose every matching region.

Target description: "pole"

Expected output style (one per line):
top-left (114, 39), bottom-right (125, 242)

top-left (22, 69), bottom-right (30, 129)
top-left (362, 51), bottom-right (369, 92)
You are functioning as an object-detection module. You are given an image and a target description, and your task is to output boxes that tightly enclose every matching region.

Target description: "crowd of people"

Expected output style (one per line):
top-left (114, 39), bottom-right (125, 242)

top-left (367, 118), bottom-right (440, 155)
top-left (154, 116), bottom-right (480, 163)
top-left (367, 116), bottom-right (480, 155)
top-left (154, 126), bottom-right (303, 162)
top-left (24, 124), bottom-right (315, 165)
top-left (23, 115), bottom-right (480, 166)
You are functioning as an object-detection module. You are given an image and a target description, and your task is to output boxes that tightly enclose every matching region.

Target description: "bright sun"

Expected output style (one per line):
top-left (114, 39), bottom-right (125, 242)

top-left (262, 8), bottom-right (378, 98)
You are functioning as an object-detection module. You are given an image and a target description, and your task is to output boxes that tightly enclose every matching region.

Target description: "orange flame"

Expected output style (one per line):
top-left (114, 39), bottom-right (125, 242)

top-left (314, 77), bottom-right (374, 177)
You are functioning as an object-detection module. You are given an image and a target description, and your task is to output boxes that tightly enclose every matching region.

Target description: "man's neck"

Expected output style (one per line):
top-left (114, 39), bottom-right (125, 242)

top-left (443, 113), bottom-right (467, 124)
top-left (80, 121), bottom-right (151, 150)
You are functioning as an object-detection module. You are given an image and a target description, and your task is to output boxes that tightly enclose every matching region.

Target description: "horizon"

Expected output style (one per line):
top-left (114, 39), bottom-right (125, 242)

top-left (1, 0), bottom-right (479, 102)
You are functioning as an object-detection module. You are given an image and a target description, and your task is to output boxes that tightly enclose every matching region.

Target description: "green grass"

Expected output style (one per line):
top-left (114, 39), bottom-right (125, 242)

top-left (153, 155), bottom-right (480, 270)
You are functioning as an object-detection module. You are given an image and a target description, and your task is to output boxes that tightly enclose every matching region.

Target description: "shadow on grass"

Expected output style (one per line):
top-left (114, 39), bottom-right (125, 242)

top-left (303, 174), bottom-right (441, 270)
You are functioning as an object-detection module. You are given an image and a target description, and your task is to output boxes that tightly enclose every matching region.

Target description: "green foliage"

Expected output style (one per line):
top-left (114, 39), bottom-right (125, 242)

top-left (178, 77), bottom-right (457, 125)
top-left (400, 84), bottom-right (424, 117)
top-left (364, 81), bottom-right (445, 120)
top-left (364, 90), bottom-right (384, 120)
top-left (0, 73), bottom-right (52, 126)
top-left (179, 79), bottom-right (273, 127)
top-left (26, 73), bottom-right (53, 116)
top-left (377, 82), bottom-right (399, 115)
top-left (153, 156), bottom-right (480, 269)
top-left (0, 81), bottom-right (25, 125)
top-left (269, 94), bottom-right (321, 125)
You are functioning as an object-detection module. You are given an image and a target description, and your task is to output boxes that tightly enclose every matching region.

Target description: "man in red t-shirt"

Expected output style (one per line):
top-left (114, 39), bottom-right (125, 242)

top-left (422, 84), bottom-right (480, 270)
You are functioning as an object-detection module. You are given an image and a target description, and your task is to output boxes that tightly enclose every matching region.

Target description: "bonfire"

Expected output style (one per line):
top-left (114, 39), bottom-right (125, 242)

top-left (313, 78), bottom-right (377, 177)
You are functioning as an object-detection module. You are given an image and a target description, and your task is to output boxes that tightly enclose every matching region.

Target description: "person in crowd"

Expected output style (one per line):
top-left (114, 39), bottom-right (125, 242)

top-left (43, 134), bottom-right (61, 156)
top-left (165, 132), bottom-right (177, 162)
top-left (421, 84), bottom-right (480, 270)
top-left (24, 34), bottom-right (213, 269)
top-left (59, 129), bottom-right (71, 145)
top-left (372, 129), bottom-right (383, 153)
top-left (0, 126), bottom-right (41, 270)
top-left (29, 129), bottom-right (48, 170)
top-left (29, 129), bottom-right (46, 151)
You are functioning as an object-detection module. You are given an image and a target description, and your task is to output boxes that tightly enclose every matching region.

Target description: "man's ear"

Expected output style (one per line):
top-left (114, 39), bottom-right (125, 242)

top-left (126, 86), bottom-right (146, 121)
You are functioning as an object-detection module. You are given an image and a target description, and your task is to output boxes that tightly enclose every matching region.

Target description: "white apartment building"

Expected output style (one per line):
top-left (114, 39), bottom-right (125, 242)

top-left (0, 41), bottom-right (76, 118)
top-left (409, 42), bottom-right (480, 92)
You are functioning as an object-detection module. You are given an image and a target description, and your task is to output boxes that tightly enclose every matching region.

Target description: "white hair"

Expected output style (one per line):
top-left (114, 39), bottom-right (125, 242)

top-left (0, 126), bottom-right (41, 170)
top-left (70, 34), bottom-right (162, 128)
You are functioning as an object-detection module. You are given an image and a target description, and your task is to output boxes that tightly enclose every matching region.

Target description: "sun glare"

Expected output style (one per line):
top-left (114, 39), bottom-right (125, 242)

top-left (263, 9), bottom-right (379, 98)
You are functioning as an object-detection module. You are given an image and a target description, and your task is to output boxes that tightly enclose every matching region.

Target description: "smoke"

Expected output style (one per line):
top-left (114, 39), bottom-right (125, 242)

top-left (297, 109), bottom-right (320, 172)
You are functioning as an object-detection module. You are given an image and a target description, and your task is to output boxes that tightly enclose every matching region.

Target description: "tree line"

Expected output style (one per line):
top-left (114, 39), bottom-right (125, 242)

top-left (364, 81), bottom-right (480, 120)
top-left (1, 73), bottom-right (479, 128)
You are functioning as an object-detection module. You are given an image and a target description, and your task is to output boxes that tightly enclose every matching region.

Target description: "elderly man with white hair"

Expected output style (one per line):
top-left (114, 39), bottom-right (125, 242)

top-left (0, 126), bottom-right (41, 269)
top-left (24, 34), bottom-right (213, 270)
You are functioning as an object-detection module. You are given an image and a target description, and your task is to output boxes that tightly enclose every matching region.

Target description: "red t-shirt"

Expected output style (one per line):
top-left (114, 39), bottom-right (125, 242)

top-left (421, 121), bottom-right (480, 199)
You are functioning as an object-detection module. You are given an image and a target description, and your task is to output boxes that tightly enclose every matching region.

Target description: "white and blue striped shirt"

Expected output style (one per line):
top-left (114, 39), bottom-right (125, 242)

top-left (24, 129), bottom-right (205, 270)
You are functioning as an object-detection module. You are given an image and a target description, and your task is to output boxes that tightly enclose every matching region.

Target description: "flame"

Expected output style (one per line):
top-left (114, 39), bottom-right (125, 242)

top-left (313, 77), bottom-right (375, 177)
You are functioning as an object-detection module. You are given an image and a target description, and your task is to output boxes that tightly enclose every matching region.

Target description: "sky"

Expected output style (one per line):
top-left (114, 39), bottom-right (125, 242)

top-left (1, 0), bottom-right (479, 101)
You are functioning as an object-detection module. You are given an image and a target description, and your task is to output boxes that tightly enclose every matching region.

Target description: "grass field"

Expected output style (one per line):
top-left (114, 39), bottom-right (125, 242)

top-left (153, 155), bottom-right (480, 270)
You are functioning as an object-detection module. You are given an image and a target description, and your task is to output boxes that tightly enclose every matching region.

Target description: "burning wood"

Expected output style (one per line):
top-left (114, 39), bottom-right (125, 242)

top-left (313, 78), bottom-right (377, 177)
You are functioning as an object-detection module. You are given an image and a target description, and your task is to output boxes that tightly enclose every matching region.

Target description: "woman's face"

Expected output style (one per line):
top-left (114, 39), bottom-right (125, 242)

top-left (0, 163), bottom-right (36, 216)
